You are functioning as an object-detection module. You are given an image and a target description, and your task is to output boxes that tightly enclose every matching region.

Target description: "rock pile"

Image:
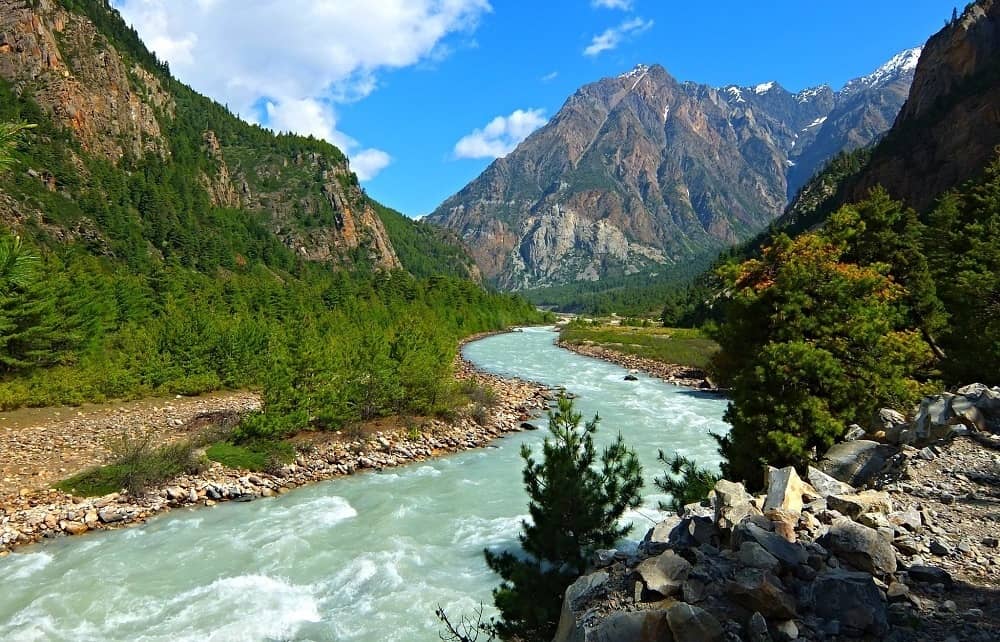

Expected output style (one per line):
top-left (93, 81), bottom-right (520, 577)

top-left (554, 412), bottom-right (1000, 640)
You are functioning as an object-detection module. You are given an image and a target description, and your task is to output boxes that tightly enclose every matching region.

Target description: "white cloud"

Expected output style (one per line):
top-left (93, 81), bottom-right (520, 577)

top-left (591, 0), bottom-right (632, 9)
top-left (453, 109), bottom-right (547, 159)
top-left (584, 17), bottom-right (653, 57)
top-left (113, 0), bottom-right (492, 180)
top-left (541, 71), bottom-right (559, 82)
top-left (264, 97), bottom-right (391, 180)
top-left (350, 149), bottom-right (393, 181)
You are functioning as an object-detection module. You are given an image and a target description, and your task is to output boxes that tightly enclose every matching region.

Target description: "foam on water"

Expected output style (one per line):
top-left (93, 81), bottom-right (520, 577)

top-left (0, 327), bottom-right (728, 641)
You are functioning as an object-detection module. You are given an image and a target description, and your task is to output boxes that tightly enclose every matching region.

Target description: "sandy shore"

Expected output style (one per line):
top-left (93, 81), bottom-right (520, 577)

top-left (0, 332), bottom-right (554, 555)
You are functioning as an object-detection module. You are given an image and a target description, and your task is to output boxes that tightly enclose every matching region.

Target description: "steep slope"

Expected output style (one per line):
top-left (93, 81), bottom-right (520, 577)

top-left (776, 0), bottom-right (1000, 234)
top-left (847, 0), bottom-right (1000, 211)
top-left (429, 54), bottom-right (916, 290)
top-left (0, 0), bottom-right (402, 271)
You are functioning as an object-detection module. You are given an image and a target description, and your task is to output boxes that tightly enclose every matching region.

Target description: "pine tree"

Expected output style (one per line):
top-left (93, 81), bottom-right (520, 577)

top-left (484, 396), bottom-right (643, 641)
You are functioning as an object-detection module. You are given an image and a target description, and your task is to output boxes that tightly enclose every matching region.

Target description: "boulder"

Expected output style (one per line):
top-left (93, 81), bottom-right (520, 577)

top-left (887, 507), bottom-right (922, 532)
top-left (906, 564), bottom-right (952, 586)
top-left (843, 424), bottom-right (867, 441)
top-left (872, 408), bottom-right (908, 441)
top-left (820, 517), bottom-right (897, 574)
top-left (762, 466), bottom-right (815, 517)
top-left (949, 395), bottom-right (987, 431)
top-left (643, 516), bottom-right (682, 549)
top-left (826, 491), bottom-right (893, 519)
top-left (738, 541), bottom-right (780, 571)
top-left (634, 550), bottom-right (692, 598)
top-left (623, 375), bottom-right (639, 381)
top-left (664, 603), bottom-right (725, 642)
top-left (553, 571), bottom-right (609, 642)
top-left (714, 479), bottom-right (761, 531)
top-left (97, 508), bottom-right (126, 524)
top-left (809, 570), bottom-right (888, 637)
top-left (733, 522), bottom-right (808, 569)
top-left (816, 440), bottom-right (895, 487)
top-left (61, 521), bottom-right (88, 535)
top-left (956, 383), bottom-right (1000, 413)
top-left (913, 394), bottom-right (959, 440)
top-left (587, 611), bottom-right (671, 642)
top-left (725, 568), bottom-right (797, 619)
top-left (666, 516), bottom-right (719, 549)
top-left (806, 466), bottom-right (854, 498)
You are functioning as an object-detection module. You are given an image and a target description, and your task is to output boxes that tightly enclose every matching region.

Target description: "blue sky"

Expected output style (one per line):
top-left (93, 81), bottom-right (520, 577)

top-left (116, 0), bottom-right (956, 217)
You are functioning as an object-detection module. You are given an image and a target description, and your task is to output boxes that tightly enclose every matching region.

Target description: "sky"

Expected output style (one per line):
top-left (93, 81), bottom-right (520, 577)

top-left (113, 0), bottom-right (957, 217)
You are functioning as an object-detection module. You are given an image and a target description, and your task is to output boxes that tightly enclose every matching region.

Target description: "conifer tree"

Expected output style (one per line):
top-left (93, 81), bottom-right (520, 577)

top-left (484, 396), bottom-right (643, 641)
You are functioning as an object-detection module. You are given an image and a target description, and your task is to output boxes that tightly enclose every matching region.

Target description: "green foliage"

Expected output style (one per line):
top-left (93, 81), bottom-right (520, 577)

top-left (55, 431), bottom-right (207, 497)
top-left (206, 440), bottom-right (294, 472)
top-left (925, 156), bottom-right (1000, 384)
top-left (712, 225), bottom-right (931, 488)
top-left (484, 397), bottom-right (643, 640)
top-left (559, 322), bottom-right (719, 370)
top-left (654, 452), bottom-right (721, 515)
top-left (371, 200), bottom-right (479, 280)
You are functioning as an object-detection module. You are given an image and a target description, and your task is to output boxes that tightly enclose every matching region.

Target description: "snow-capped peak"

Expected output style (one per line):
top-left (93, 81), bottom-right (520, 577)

top-left (619, 64), bottom-right (650, 80)
top-left (754, 81), bottom-right (776, 95)
top-left (843, 47), bottom-right (922, 94)
top-left (794, 85), bottom-right (831, 103)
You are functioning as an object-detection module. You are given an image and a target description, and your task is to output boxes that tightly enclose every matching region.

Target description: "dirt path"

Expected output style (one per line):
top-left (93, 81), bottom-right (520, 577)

top-left (0, 391), bottom-right (261, 501)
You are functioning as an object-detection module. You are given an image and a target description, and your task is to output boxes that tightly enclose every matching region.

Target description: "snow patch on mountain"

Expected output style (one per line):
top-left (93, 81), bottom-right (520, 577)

top-left (725, 86), bottom-right (746, 103)
top-left (754, 81), bottom-right (776, 94)
top-left (619, 64), bottom-right (650, 80)
top-left (842, 47), bottom-right (922, 94)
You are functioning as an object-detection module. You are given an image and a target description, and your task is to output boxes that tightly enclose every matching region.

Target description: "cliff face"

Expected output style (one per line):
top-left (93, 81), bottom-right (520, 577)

top-left (847, 0), bottom-right (1000, 211)
top-left (0, 0), bottom-right (399, 270)
top-left (429, 55), bottom-right (916, 290)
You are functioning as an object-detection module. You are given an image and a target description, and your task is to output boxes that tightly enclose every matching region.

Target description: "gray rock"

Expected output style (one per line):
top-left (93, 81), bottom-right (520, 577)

top-left (587, 611), bottom-right (670, 642)
top-left (664, 603), bottom-right (725, 642)
top-left (553, 571), bottom-right (609, 642)
top-left (807, 466), bottom-right (854, 498)
top-left (97, 508), bottom-right (126, 524)
top-left (817, 440), bottom-right (895, 487)
top-left (739, 541), bottom-right (780, 571)
top-left (773, 619), bottom-right (799, 641)
top-left (714, 479), bottom-right (761, 531)
top-left (634, 550), bottom-right (692, 598)
top-left (747, 612), bottom-right (770, 642)
top-left (763, 466), bottom-right (814, 517)
top-left (913, 394), bottom-right (958, 440)
top-left (826, 491), bottom-right (892, 519)
top-left (809, 570), bottom-right (888, 637)
top-left (644, 516), bottom-right (682, 546)
top-left (734, 522), bottom-right (808, 569)
top-left (726, 568), bottom-right (797, 619)
top-left (820, 517), bottom-right (897, 574)
top-left (844, 424), bottom-right (867, 441)
top-left (950, 395), bottom-right (987, 430)
top-left (906, 564), bottom-right (952, 586)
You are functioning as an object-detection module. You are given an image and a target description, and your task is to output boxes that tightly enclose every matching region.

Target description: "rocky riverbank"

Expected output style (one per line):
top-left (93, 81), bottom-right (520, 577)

top-left (0, 347), bottom-right (553, 555)
top-left (557, 338), bottom-right (717, 390)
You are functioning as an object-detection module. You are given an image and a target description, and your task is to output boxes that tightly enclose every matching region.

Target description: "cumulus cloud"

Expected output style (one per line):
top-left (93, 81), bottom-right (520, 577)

top-left (591, 0), bottom-right (632, 9)
top-left (584, 17), bottom-right (653, 57)
top-left (453, 109), bottom-right (547, 159)
top-left (350, 149), bottom-right (393, 181)
top-left (113, 0), bottom-right (492, 179)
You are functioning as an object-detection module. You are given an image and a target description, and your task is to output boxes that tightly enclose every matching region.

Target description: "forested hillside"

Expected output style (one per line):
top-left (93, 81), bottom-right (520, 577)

top-left (0, 0), bottom-right (545, 432)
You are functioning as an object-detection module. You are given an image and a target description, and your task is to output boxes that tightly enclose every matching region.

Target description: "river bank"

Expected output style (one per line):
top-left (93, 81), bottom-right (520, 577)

top-left (556, 338), bottom-right (718, 390)
top-left (0, 335), bottom-right (553, 555)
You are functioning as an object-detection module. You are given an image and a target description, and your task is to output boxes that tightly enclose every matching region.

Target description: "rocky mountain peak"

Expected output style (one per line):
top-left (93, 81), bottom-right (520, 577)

top-left (430, 52), bottom-right (917, 290)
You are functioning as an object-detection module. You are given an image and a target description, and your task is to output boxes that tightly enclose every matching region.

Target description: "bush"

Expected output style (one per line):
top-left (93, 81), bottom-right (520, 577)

top-left (654, 452), bottom-right (720, 514)
top-left (206, 440), bottom-right (294, 472)
top-left (56, 430), bottom-right (206, 497)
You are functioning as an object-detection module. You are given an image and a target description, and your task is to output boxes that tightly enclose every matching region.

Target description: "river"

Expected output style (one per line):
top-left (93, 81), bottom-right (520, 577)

top-left (0, 326), bottom-right (728, 642)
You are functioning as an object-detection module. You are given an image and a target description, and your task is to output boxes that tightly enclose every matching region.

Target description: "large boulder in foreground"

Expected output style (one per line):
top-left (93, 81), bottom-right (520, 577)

top-left (820, 517), bottom-right (897, 575)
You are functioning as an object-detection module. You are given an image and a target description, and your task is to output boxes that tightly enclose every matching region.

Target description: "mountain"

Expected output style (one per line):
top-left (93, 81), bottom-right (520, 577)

top-left (0, 0), bottom-right (476, 280)
top-left (777, 0), bottom-right (1000, 236)
top-left (428, 53), bottom-right (919, 290)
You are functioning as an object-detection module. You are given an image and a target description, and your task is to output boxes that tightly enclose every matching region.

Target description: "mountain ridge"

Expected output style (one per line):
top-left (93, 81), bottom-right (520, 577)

top-left (429, 50), bottom-right (919, 290)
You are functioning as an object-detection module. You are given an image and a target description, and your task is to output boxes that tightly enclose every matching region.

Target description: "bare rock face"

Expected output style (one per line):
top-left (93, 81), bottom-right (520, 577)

top-left (848, 0), bottom-right (1000, 212)
top-left (0, 0), bottom-right (400, 271)
top-left (430, 57), bottom-right (915, 289)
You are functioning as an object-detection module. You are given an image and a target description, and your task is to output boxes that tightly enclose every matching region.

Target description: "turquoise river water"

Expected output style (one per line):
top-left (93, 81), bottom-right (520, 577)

top-left (0, 326), bottom-right (728, 641)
